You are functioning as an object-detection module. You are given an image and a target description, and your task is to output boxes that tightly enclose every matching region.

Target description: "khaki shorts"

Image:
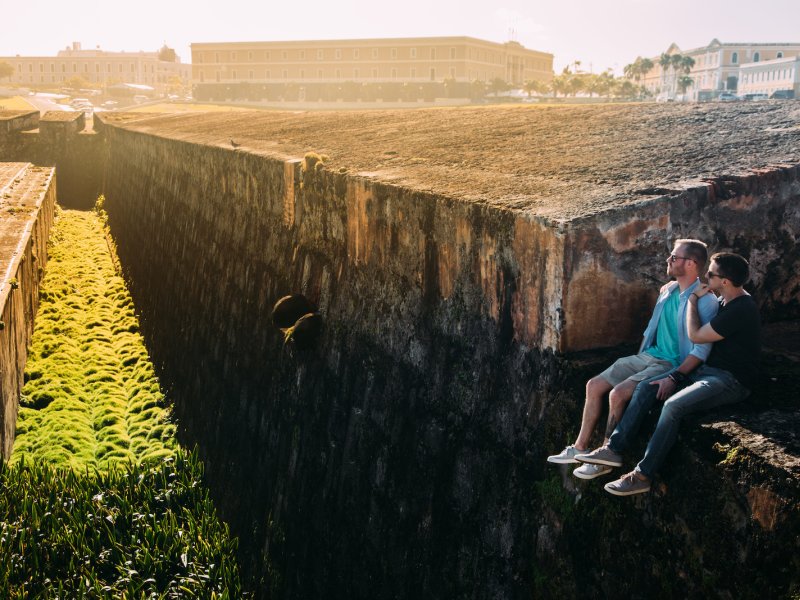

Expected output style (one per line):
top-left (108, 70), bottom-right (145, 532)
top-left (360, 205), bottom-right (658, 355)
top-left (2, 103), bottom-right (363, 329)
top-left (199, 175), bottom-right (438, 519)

top-left (598, 352), bottom-right (674, 388)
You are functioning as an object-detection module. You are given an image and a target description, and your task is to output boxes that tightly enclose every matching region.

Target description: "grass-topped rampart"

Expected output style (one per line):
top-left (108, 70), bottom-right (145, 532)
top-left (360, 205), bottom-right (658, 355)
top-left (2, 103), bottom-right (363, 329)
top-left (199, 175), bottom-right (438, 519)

top-left (1, 208), bottom-right (245, 597)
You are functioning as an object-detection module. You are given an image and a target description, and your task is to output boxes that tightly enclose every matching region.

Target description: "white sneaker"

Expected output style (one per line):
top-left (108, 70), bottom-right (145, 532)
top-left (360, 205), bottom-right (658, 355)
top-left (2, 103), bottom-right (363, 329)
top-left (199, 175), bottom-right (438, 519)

top-left (547, 445), bottom-right (583, 464)
top-left (573, 463), bottom-right (613, 480)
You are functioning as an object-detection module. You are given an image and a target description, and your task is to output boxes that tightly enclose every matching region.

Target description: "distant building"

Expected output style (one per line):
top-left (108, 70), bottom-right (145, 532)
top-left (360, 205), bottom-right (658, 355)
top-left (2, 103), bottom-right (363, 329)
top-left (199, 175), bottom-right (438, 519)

top-left (0, 42), bottom-right (190, 92)
top-left (738, 55), bottom-right (800, 97)
top-left (190, 36), bottom-right (553, 102)
top-left (635, 39), bottom-right (800, 100)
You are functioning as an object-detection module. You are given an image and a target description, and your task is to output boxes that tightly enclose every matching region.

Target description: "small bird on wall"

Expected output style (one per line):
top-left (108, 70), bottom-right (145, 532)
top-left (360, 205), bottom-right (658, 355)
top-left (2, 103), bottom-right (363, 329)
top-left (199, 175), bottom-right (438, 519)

top-left (230, 139), bottom-right (241, 148)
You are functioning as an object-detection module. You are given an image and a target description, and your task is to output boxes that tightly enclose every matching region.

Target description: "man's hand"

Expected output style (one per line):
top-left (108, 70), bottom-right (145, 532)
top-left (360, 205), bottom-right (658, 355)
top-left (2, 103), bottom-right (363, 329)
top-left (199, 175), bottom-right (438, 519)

top-left (693, 283), bottom-right (712, 298)
top-left (649, 377), bottom-right (677, 401)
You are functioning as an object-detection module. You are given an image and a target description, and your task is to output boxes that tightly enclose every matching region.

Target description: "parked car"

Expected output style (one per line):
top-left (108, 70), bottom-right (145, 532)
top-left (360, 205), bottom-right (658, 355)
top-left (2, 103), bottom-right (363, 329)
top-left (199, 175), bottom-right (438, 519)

top-left (717, 92), bottom-right (739, 102)
top-left (742, 93), bottom-right (769, 101)
top-left (770, 89), bottom-right (795, 99)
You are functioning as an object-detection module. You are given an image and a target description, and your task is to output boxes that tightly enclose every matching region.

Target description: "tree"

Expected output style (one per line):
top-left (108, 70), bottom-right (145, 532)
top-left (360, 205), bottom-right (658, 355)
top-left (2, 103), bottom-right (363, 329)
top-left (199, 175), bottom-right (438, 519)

top-left (677, 75), bottom-right (694, 94)
top-left (64, 76), bottom-right (93, 91)
top-left (0, 61), bottom-right (14, 82)
top-left (488, 77), bottom-right (510, 97)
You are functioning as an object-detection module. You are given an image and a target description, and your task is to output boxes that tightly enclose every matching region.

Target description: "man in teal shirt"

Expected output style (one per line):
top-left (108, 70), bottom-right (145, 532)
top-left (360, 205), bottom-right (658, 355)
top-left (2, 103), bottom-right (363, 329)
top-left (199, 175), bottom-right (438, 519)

top-left (548, 239), bottom-right (718, 479)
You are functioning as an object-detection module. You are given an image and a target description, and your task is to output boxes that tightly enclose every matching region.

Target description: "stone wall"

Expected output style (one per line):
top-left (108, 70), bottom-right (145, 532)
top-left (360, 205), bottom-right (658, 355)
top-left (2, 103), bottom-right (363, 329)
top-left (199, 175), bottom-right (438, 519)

top-left (0, 110), bottom-right (103, 209)
top-left (0, 164), bottom-right (56, 458)
top-left (97, 115), bottom-right (799, 599)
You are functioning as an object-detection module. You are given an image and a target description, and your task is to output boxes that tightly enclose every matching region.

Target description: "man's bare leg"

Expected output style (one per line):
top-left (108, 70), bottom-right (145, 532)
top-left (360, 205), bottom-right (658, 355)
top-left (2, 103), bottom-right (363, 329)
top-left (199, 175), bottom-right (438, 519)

top-left (603, 379), bottom-right (639, 442)
top-left (574, 376), bottom-right (613, 451)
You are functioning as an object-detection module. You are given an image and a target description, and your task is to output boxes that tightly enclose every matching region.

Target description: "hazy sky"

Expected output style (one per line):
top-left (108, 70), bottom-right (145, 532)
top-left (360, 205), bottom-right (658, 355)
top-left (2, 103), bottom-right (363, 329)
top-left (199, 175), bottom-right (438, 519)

top-left (2, 0), bottom-right (798, 73)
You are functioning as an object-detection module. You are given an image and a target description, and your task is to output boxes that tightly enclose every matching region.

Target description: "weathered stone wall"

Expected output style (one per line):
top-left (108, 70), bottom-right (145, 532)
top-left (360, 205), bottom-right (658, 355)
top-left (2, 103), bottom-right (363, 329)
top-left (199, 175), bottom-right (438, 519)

top-left (0, 110), bottom-right (103, 209)
top-left (0, 164), bottom-right (56, 458)
top-left (97, 116), bottom-right (799, 599)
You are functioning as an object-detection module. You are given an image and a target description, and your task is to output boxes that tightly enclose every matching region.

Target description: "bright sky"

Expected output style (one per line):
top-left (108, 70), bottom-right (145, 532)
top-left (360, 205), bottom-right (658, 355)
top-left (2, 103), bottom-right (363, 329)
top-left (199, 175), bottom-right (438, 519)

top-left (2, 0), bottom-right (798, 74)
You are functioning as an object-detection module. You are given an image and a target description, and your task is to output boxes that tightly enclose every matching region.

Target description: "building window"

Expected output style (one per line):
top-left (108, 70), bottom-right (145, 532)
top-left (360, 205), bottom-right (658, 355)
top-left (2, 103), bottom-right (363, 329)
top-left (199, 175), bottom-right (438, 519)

top-left (391, 68), bottom-right (397, 79)
top-left (282, 51), bottom-right (288, 60)
top-left (84, 63), bottom-right (88, 72)
top-left (299, 50), bottom-right (305, 60)
top-left (318, 69), bottom-right (323, 78)
top-left (248, 51), bottom-right (253, 60)
top-left (410, 48), bottom-right (417, 59)
top-left (73, 63), bottom-right (77, 72)
top-left (232, 70), bottom-right (236, 79)
top-left (335, 68), bottom-right (341, 78)
top-left (51, 64), bottom-right (55, 72)
top-left (95, 64), bottom-right (99, 72)
top-left (317, 49), bottom-right (324, 60)
top-left (231, 52), bottom-right (236, 61)
top-left (266, 70), bottom-right (270, 78)
top-left (777, 51), bottom-right (784, 59)
top-left (131, 64), bottom-right (135, 72)
top-left (391, 48), bottom-right (397, 59)
top-left (430, 67), bottom-right (435, 80)
top-left (39, 64), bottom-right (43, 72)
top-left (282, 69), bottom-right (288, 78)
top-left (431, 48), bottom-right (436, 60)
top-left (335, 49), bottom-right (341, 59)
top-left (354, 68), bottom-right (359, 78)
top-left (215, 52), bottom-right (220, 62)
top-left (449, 67), bottom-right (455, 78)
top-left (371, 68), bottom-right (377, 78)
top-left (450, 47), bottom-right (456, 59)
top-left (372, 48), bottom-right (378, 59)
top-left (265, 51), bottom-right (270, 60)
top-left (249, 70), bottom-right (254, 79)
top-left (200, 72), bottom-right (204, 82)
top-left (300, 69), bottom-right (305, 78)
top-left (411, 67), bottom-right (416, 78)
top-left (354, 49), bottom-right (360, 59)
top-left (753, 52), bottom-right (760, 62)
top-left (216, 71), bottom-right (220, 82)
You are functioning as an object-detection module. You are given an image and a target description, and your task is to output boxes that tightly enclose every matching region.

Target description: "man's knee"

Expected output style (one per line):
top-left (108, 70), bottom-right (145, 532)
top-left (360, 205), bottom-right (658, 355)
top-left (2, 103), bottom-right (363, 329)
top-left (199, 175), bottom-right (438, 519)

top-left (587, 376), bottom-right (611, 398)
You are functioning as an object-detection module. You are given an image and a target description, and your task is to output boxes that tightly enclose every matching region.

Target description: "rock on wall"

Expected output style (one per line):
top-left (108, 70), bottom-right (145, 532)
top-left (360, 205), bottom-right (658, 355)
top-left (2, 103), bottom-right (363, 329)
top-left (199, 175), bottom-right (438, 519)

top-left (0, 164), bottom-right (56, 458)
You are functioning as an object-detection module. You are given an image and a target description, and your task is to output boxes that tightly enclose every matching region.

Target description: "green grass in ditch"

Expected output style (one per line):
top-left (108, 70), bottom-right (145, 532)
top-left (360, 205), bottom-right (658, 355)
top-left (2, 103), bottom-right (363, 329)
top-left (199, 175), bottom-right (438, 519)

top-left (13, 208), bottom-right (175, 469)
top-left (2, 207), bottom-right (246, 597)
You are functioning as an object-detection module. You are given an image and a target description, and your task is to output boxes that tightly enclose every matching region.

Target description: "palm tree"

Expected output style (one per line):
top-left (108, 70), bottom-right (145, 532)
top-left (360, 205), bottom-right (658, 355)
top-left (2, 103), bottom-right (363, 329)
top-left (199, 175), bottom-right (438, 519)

top-left (677, 75), bottom-right (694, 94)
top-left (680, 56), bottom-right (695, 74)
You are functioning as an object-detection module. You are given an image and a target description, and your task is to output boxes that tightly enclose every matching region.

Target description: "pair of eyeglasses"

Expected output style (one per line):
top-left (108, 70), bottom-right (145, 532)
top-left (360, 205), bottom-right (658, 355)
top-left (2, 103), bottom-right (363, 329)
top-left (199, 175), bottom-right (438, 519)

top-left (667, 254), bottom-right (694, 263)
top-left (706, 271), bottom-right (723, 279)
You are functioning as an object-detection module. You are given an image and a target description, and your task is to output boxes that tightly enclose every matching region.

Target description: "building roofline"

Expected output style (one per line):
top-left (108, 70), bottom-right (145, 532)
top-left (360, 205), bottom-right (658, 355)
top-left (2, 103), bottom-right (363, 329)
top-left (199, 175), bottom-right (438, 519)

top-left (190, 36), bottom-right (552, 55)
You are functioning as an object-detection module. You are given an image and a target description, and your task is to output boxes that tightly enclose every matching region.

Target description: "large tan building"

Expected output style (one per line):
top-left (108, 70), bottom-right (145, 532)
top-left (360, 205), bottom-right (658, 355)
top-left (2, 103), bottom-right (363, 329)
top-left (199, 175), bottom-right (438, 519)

top-left (0, 42), bottom-right (190, 92)
top-left (190, 36), bottom-right (553, 102)
top-left (637, 39), bottom-right (800, 100)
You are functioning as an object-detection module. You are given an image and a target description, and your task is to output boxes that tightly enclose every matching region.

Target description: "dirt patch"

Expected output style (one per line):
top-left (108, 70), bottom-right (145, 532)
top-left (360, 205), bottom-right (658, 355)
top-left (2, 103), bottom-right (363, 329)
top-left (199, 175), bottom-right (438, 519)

top-left (100, 102), bottom-right (800, 221)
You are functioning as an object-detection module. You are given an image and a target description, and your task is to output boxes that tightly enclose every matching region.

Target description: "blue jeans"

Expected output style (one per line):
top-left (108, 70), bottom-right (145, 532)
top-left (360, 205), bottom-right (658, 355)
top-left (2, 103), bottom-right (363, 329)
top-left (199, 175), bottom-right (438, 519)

top-left (608, 365), bottom-right (750, 478)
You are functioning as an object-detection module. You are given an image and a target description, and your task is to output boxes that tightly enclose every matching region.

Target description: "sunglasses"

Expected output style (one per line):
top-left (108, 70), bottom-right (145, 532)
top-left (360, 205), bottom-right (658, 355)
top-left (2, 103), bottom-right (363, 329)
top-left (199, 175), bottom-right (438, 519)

top-left (706, 270), bottom-right (725, 280)
top-left (667, 254), bottom-right (694, 263)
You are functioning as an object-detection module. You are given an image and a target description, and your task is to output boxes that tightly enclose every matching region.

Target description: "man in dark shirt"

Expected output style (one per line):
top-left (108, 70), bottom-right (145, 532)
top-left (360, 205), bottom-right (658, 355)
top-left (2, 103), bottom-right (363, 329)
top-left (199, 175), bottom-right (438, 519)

top-left (575, 252), bottom-right (760, 495)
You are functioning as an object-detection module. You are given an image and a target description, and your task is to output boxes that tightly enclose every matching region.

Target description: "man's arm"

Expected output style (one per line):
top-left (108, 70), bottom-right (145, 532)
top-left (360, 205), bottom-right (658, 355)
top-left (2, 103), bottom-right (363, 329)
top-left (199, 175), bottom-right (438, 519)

top-left (649, 354), bottom-right (704, 400)
top-left (687, 284), bottom-right (724, 343)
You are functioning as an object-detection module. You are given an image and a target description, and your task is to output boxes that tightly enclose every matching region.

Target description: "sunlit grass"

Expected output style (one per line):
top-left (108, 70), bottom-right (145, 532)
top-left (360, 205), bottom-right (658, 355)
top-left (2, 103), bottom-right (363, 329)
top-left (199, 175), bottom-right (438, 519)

top-left (0, 96), bottom-right (36, 111)
top-left (12, 208), bottom-right (176, 469)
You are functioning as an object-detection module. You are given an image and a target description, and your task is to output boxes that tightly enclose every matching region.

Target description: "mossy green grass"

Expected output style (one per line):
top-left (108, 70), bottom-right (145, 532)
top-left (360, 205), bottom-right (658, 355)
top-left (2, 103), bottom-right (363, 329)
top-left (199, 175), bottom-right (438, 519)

top-left (13, 209), bottom-right (175, 469)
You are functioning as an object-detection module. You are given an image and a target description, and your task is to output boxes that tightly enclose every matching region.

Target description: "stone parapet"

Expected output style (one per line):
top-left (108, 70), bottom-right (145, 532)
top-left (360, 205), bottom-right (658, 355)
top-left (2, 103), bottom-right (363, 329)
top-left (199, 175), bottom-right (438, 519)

top-left (0, 163), bottom-right (56, 458)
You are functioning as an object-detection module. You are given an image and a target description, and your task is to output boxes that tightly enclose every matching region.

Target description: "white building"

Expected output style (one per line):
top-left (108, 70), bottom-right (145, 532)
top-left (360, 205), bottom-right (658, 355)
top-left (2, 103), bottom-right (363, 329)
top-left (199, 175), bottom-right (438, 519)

top-left (0, 42), bottom-right (190, 92)
top-left (738, 55), bottom-right (799, 97)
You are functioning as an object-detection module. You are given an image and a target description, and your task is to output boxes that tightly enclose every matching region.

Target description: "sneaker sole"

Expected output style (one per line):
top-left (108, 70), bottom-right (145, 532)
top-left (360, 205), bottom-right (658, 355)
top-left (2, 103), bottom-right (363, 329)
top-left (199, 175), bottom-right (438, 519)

top-left (575, 455), bottom-right (623, 467)
top-left (573, 466), bottom-right (612, 480)
top-left (547, 457), bottom-right (580, 464)
top-left (604, 482), bottom-right (651, 496)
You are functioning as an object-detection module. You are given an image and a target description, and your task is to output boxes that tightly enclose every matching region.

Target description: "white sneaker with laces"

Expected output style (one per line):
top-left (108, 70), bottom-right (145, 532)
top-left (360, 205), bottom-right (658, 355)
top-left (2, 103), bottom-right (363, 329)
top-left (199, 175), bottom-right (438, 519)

top-left (547, 445), bottom-right (583, 464)
top-left (573, 463), bottom-right (613, 480)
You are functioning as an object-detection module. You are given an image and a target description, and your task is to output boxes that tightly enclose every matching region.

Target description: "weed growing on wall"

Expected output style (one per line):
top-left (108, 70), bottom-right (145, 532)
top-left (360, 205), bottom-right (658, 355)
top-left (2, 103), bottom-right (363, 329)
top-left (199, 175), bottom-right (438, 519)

top-left (13, 209), bottom-right (175, 470)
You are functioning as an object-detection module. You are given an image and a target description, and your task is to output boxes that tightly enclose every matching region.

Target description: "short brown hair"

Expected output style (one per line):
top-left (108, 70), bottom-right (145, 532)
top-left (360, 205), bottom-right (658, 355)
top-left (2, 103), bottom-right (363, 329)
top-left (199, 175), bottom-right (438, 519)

top-left (674, 239), bottom-right (708, 269)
